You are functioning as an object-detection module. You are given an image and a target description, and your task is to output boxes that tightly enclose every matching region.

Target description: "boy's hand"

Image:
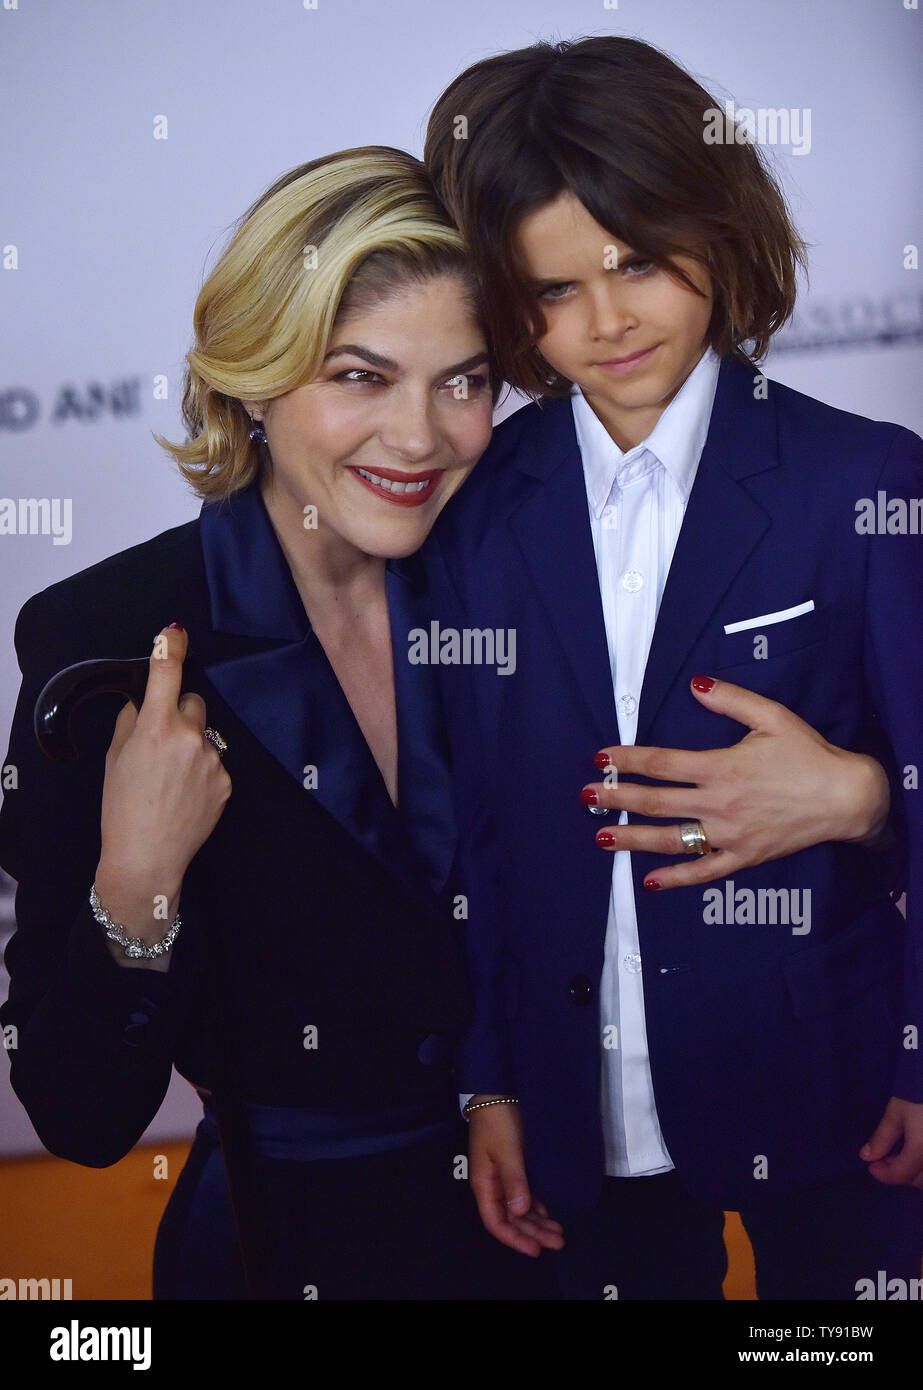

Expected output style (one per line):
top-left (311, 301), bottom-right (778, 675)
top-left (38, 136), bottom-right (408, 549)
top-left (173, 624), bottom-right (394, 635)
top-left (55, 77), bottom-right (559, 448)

top-left (585, 676), bottom-right (890, 890)
top-left (861, 1097), bottom-right (923, 1187)
top-left (467, 1096), bottom-right (565, 1256)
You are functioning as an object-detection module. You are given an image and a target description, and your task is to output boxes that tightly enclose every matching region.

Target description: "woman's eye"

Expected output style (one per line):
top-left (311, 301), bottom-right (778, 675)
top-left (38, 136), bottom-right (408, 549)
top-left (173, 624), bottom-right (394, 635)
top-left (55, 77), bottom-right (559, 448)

top-left (441, 373), bottom-right (489, 394)
top-left (622, 258), bottom-right (654, 276)
top-left (538, 283), bottom-right (573, 301)
top-left (336, 369), bottom-right (384, 384)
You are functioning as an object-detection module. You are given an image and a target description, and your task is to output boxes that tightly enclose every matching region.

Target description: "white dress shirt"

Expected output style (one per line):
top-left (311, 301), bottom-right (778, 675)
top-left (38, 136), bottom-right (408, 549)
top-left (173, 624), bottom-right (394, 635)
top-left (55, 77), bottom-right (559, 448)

top-left (572, 347), bottom-right (721, 1175)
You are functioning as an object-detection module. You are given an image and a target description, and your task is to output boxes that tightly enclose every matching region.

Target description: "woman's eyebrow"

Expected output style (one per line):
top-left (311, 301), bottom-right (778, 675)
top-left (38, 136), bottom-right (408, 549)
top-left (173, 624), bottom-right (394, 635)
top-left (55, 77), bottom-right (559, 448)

top-left (324, 344), bottom-right (398, 369)
top-left (436, 351), bottom-right (490, 376)
top-left (324, 346), bottom-right (490, 377)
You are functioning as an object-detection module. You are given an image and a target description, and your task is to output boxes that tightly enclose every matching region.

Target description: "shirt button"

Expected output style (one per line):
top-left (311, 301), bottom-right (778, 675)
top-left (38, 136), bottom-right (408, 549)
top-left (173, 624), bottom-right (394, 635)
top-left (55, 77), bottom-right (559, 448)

top-left (621, 569), bottom-right (643, 593)
top-left (619, 694), bottom-right (637, 717)
top-left (623, 953), bottom-right (642, 974)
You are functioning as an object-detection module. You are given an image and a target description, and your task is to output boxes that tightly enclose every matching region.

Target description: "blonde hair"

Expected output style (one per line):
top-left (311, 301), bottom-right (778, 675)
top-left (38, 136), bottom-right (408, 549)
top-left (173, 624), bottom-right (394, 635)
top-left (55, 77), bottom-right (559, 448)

top-left (157, 147), bottom-right (480, 500)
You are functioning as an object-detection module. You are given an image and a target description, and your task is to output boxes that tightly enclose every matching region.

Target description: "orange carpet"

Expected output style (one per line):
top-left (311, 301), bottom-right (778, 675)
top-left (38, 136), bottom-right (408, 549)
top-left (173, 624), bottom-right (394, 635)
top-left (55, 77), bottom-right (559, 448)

top-left (0, 1144), bottom-right (757, 1299)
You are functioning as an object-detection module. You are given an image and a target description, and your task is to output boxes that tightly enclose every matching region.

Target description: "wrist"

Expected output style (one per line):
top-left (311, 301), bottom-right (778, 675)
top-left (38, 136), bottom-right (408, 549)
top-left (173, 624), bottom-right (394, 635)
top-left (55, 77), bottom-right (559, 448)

top-left (93, 862), bottom-right (182, 941)
top-left (837, 752), bottom-right (890, 845)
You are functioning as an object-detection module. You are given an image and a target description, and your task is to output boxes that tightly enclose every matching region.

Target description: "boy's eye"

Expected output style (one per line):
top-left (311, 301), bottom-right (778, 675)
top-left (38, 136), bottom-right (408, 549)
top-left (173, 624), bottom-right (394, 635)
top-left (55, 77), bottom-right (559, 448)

top-left (538, 283), bottom-right (574, 301)
top-left (621, 258), bottom-right (655, 276)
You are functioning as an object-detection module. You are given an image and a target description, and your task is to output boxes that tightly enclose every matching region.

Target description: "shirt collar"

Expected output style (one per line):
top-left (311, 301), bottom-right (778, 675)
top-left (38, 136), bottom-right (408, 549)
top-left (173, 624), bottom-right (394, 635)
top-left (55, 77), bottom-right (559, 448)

top-left (572, 346), bottom-right (721, 518)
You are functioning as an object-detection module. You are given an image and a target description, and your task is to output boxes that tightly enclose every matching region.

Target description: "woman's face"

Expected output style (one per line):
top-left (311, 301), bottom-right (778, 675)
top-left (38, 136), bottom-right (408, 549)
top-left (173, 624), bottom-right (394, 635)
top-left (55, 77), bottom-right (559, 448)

top-left (252, 273), bottom-right (493, 559)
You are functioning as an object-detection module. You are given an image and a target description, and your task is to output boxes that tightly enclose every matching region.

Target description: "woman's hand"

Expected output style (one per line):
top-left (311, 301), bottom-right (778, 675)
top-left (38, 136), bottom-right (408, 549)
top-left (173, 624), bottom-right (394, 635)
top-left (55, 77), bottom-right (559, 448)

top-left (468, 1096), bottom-right (565, 1256)
top-left (583, 676), bottom-right (891, 891)
top-left (94, 624), bottom-right (231, 964)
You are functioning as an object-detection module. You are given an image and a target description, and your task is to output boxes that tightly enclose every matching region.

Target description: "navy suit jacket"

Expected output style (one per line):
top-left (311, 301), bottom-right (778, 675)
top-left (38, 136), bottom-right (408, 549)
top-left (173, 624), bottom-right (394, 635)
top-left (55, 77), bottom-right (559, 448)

top-left (0, 483), bottom-right (467, 1169)
top-left (423, 352), bottom-right (923, 1213)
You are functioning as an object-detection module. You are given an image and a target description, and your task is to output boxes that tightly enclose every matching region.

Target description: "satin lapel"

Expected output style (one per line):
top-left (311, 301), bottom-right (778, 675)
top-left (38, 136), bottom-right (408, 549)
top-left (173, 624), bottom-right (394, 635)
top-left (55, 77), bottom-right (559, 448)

top-left (636, 356), bottom-right (777, 744)
top-left (197, 483), bottom-right (452, 904)
top-left (387, 556), bottom-right (457, 898)
top-left (509, 401), bottom-right (619, 749)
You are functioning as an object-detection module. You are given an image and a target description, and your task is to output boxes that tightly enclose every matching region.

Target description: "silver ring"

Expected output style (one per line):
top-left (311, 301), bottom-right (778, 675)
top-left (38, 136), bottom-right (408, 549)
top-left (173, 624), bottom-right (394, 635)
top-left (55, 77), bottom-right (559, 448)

top-left (679, 820), bottom-right (711, 855)
top-left (203, 727), bottom-right (227, 757)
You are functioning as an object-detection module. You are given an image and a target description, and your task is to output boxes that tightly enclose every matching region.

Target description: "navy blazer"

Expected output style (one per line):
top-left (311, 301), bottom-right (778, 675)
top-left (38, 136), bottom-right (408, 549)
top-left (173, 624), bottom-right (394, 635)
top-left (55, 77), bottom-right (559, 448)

top-left (423, 353), bottom-right (923, 1213)
top-left (0, 482), bottom-right (468, 1168)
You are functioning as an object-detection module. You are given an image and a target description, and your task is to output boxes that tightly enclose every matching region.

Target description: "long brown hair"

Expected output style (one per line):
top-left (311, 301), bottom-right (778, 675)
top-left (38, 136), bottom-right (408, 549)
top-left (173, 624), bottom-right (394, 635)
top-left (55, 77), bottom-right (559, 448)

top-left (424, 36), bottom-right (807, 397)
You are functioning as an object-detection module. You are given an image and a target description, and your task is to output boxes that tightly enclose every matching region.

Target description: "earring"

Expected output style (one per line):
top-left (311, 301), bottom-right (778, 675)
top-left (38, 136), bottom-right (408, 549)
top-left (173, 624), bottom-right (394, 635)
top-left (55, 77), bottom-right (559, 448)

top-left (248, 416), bottom-right (266, 445)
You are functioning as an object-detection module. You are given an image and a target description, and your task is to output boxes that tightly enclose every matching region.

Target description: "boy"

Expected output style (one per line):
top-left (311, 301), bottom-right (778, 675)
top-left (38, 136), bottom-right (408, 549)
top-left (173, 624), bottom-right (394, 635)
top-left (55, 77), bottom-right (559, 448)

top-left (422, 36), bottom-right (923, 1299)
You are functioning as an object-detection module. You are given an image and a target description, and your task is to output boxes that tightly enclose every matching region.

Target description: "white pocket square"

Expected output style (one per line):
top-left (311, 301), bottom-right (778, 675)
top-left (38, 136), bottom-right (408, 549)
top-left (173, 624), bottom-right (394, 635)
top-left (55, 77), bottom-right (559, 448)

top-left (723, 600), bottom-right (815, 635)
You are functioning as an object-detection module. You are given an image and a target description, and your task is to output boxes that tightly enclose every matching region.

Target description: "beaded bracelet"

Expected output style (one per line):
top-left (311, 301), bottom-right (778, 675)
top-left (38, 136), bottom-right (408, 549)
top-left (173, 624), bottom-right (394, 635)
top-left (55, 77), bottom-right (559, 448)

top-left (463, 1096), bottom-right (520, 1118)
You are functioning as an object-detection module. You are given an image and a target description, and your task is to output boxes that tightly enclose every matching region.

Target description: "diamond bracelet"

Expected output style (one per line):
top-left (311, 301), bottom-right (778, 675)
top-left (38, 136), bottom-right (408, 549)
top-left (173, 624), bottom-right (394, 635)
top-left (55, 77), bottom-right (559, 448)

top-left (89, 883), bottom-right (181, 960)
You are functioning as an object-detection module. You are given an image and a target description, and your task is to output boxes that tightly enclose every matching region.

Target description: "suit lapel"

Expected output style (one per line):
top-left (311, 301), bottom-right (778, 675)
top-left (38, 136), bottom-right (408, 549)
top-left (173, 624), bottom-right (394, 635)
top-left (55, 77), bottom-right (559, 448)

top-left (504, 359), bottom-right (779, 751)
top-left (509, 400), bottom-right (620, 748)
top-left (197, 483), bottom-right (456, 903)
top-left (637, 355), bottom-right (778, 743)
top-left (387, 553), bottom-right (458, 897)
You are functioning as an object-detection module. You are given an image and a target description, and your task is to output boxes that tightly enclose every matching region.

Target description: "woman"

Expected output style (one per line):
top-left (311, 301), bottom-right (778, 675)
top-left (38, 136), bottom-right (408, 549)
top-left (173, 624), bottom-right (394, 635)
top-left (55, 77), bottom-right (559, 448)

top-left (0, 146), bottom-right (542, 1300)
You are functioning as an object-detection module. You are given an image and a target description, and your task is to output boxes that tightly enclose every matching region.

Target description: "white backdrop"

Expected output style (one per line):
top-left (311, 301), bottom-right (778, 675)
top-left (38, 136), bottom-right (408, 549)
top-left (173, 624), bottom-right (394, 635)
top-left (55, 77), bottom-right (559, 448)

top-left (1, 0), bottom-right (920, 1153)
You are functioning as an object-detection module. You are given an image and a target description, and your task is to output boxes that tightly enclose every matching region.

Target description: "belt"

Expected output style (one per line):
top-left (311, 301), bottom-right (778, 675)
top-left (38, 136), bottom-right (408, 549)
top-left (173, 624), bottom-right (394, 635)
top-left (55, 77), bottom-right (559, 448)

top-left (198, 1093), bottom-right (454, 1161)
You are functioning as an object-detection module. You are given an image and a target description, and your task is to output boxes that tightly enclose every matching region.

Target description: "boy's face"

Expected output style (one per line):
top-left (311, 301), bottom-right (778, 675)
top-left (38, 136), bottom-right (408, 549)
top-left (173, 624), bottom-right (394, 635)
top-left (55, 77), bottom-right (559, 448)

top-left (516, 191), bottom-right (714, 451)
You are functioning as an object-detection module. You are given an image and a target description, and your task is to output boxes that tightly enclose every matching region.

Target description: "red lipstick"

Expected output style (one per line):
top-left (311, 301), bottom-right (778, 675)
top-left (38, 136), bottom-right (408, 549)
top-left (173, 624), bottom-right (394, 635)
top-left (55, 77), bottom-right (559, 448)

top-left (348, 465), bottom-right (442, 508)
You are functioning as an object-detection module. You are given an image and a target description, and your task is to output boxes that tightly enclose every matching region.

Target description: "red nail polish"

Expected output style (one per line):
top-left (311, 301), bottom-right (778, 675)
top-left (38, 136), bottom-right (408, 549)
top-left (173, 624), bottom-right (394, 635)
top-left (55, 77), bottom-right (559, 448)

top-left (594, 752), bottom-right (611, 770)
top-left (644, 879), bottom-right (661, 891)
top-left (580, 787), bottom-right (599, 806)
top-left (167, 622), bottom-right (184, 631)
top-left (596, 830), bottom-right (616, 847)
top-left (691, 675), bottom-right (715, 693)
